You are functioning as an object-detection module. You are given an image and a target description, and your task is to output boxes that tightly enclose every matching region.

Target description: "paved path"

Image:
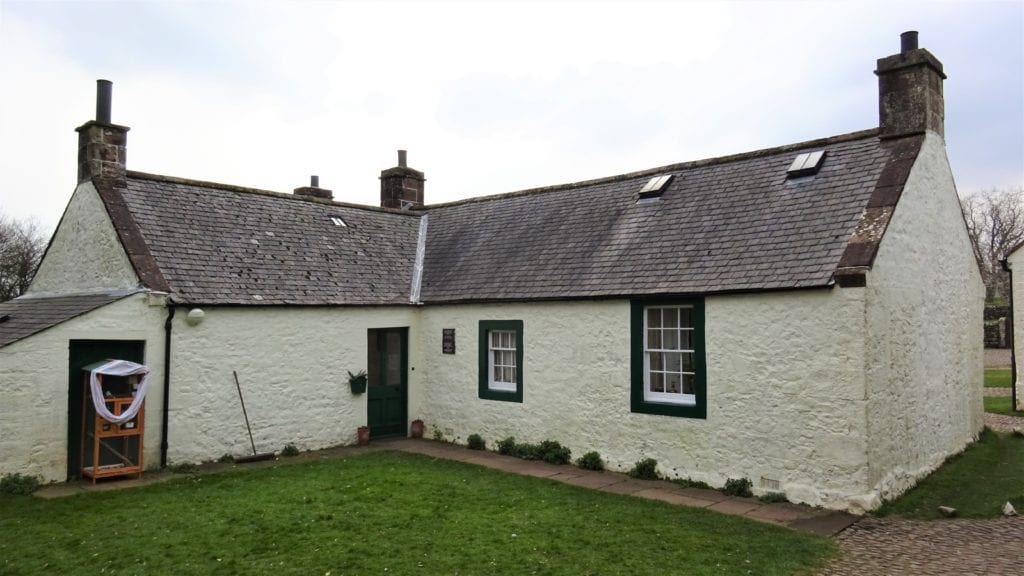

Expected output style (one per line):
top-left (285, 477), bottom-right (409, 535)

top-left (821, 516), bottom-right (1024, 576)
top-left (985, 412), bottom-right (1024, 432)
top-left (985, 348), bottom-right (1011, 368)
top-left (985, 387), bottom-right (1012, 397)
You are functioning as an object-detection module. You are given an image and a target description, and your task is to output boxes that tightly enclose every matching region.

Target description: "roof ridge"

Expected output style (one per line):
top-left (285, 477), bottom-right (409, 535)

top-left (125, 171), bottom-right (422, 217)
top-left (424, 128), bottom-right (881, 209)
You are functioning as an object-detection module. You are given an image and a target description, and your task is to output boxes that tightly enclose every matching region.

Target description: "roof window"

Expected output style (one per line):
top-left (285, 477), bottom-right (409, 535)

top-left (787, 150), bottom-right (826, 178)
top-left (330, 217), bottom-right (346, 227)
top-left (638, 174), bottom-right (674, 199)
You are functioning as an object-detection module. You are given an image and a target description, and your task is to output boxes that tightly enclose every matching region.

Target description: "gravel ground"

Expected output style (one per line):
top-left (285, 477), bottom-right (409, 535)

top-left (984, 348), bottom-right (1011, 368)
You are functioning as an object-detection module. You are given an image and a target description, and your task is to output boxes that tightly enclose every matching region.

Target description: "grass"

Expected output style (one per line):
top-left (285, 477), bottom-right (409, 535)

top-left (877, 428), bottom-right (1024, 519)
top-left (0, 450), bottom-right (831, 569)
top-left (984, 396), bottom-right (1024, 417)
top-left (0, 452), bottom-right (835, 576)
top-left (985, 368), bottom-right (1011, 388)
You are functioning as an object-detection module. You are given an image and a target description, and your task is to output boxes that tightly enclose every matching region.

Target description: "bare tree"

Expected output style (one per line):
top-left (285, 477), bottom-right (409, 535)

top-left (0, 214), bottom-right (47, 302)
top-left (960, 186), bottom-right (1024, 301)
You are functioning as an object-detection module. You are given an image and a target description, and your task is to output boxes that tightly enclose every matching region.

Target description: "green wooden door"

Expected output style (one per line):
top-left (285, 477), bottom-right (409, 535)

top-left (67, 339), bottom-right (146, 480)
top-left (367, 328), bottom-right (407, 438)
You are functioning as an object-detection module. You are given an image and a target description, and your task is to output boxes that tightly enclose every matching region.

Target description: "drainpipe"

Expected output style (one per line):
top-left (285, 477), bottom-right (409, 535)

top-left (1002, 259), bottom-right (1016, 411)
top-left (160, 305), bottom-right (175, 468)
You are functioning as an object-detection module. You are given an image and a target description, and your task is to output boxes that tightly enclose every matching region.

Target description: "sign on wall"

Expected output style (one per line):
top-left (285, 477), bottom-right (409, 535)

top-left (442, 329), bottom-right (455, 354)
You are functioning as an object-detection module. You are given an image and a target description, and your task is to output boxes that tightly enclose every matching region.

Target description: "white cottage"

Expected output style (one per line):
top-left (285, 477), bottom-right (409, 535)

top-left (0, 32), bottom-right (982, 512)
top-left (1001, 247), bottom-right (1024, 413)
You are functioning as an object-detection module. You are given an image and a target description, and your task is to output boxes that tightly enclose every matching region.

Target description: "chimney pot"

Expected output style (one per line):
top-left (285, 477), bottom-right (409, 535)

top-left (900, 30), bottom-right (919, 53)
top-left (311, 175), bottom-right (319, 187)
top-left (398, 149), bottom-right (407, 168)
top-left (96, 79), bottom-right (113, 124)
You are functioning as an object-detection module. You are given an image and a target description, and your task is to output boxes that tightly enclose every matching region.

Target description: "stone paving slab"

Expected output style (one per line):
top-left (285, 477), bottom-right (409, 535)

top-left (678, 486), bottom-right (730, 503)
top-left (984, 412), bottom-right (1024, 432)
top-left (708, 498), bottom-right (763, 516)
top-left (984, 387), bottom-right (1011, 397)
top-left (788, 511), bottom-right (861, 537)
top-left (822, 516), bottom-right (1024, 575)
top-left (635, 488), bottom-right (715, 508)
top-left (600, 478), bottom-right (656, 495)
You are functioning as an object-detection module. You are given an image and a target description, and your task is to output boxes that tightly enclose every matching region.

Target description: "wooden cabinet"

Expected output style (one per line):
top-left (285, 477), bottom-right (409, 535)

top-left (80, 368), bottom-right (145, 483)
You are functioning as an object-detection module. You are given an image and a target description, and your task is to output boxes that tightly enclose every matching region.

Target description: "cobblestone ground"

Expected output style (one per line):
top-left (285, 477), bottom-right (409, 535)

top-left (821, 516), bottom-right (1024, 576)
top-left (985, 387), bottom-right (1012, 397)
top-left (984, 412), bottom-right (1024, 432)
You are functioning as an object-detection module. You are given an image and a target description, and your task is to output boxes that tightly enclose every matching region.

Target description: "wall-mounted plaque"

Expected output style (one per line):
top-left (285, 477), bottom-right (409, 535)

top-left (442, 328), bottom-right (456, 354)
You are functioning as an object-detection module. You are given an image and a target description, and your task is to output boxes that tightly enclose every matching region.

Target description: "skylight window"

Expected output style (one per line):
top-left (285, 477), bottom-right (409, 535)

top-left (638, 174), bottom-right (674, 199)
top-left (330, 217), bottom-right (346, 227)
top-left (787, 150), bottom-right (826, 178)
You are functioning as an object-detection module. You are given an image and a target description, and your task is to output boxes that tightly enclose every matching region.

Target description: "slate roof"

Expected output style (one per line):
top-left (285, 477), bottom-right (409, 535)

top-left (116, 173), bottom-right (421, 305)
top-left (420, 130), bottom-right (919, 302)
top-left (0, 291), bottom-right (138, 348)
top-left (89, 129), bottom-right (922, 305)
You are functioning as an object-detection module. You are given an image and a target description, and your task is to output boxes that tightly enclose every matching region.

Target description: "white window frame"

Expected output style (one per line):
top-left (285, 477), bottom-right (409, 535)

top-left (643, 304), bottom-right (697, 406)
top-left (488, 329), bottom-right (518, 392)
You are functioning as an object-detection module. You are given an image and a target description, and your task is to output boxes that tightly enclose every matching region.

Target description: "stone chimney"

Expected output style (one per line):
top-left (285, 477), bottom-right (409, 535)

top-left (294, 175), bottom-right (334, 200)
top-left (875, 31), bottom-right (946, 139)
top-left (380, 150), bottom-right (424, 209)
top-left (76, 79), bottom-right (130, 186)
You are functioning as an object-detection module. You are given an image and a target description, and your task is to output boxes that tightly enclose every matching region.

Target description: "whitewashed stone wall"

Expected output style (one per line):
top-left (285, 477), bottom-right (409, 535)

top-left (167, 306), bottom-right (419, 464)
top-left (1007, 248), bottom-right (1024, 411)
top-left (863, 132), bottom-right (985, 505)
top-left (412, 289), bottom-right (874, 511)
top-left (29, 182), bottom-right (139, 294)
top-left (0, 294), bottom-right (166, 483)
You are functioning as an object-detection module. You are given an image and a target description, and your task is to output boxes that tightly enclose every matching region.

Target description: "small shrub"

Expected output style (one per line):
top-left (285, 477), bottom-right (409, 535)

top-left (169, 462), bottom-right (198, 474)
top-left (513, 442), bottom-right (541, 460)
top-left (758, 491), bottom-right (789, 504)
top-left (0, 473), bottom-right (40, 496)
top-left (629, 458), bottom-right (659, 480)
top-left (496, 436), bottom-right (517, 455)
top-left (723, 477), bottom-right (753, 498)
top-left (432, 428), bottom-right (446, 443)
top-left (672, 477), bottom-right (711, 490)
top-left (576, 451), bottom-right (604, 471)
top-left (538, 440), bottom-right (571, 465)
top-left (467, 434), bottom-right (486, 450)
top-left (217, 454), bottom-right (235, 463)
top-left (281, 443), bottom-right (300, 457)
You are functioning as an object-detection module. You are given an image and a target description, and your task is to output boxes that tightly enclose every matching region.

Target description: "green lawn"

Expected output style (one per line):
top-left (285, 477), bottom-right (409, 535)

top-left (877, 429), bottom-right (1024, 519)
top-left (985, 368), bottom-right (1011, 388)
top-left (0, 452), bottom-right (834, 576)
top-left (984, 396), bottom-right (1024, 417)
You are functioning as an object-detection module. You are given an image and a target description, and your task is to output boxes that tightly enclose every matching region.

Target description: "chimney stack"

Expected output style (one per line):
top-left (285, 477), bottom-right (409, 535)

top-left (294, 174), bottom-right (334, 200)
top-left (76, 79), bottom-right (130, 186)
top-left (875, 31), bottom-right (946, 139)
top-left (380, 149), bottom-right (424, 209)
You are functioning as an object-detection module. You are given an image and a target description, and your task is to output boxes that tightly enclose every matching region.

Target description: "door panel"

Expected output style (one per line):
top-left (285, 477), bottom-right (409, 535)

top-left (366, 328), bottom-right (407, 438)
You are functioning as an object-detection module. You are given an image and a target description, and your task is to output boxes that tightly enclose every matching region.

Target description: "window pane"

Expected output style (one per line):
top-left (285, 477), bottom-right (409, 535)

top-left (503, 331), bottom-right (512, 349)
top-left (493, 363), bottom-right (502, 382)
top-left (664, 308), bottom-right (678, 328)
top-left (666, 373), bottom-right (681, 393)
top-left (649, 372), bottom-right (664, 393)
top-left (667, 352), bottom-right (681, 373)
top-left (664, 329), bottom-right (679, 350)
top-left (682, 374), bottom-right (696, 395)
top-left (680, 329), bottom-right (692, 350)
top-left (647, 329), bottom-right (661, 350)
top-left (650, 352), bottom-right (663, 371)
top-left (491, 331), bottom-right (499, 348)
top-left (679, 307), bottom-right (692, 328)
top-left (507, 350), bottom-right (516, 367)
top-left (682, 352), bottom-right (694, 372)
top-left (508, 366), bottom-right (516, 384)
top-left (647, 308), bottom-right (661, 328)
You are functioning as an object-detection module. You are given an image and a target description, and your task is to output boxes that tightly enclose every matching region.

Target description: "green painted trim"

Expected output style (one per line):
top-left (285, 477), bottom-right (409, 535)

top-left (630, 299), bottom-right (707, 419)
top-left (478, 320), bottom-right (524, 403)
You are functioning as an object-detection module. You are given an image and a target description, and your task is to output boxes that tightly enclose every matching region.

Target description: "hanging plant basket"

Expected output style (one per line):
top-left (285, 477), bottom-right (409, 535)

top-left (348, 370), bottom-right (368, 394)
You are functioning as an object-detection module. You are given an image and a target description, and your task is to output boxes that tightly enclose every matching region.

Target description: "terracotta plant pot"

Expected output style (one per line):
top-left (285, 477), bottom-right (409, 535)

top-left (357, 426), bottom-right (370, 446)
top-left (410, 419), bottom-right (425, 439)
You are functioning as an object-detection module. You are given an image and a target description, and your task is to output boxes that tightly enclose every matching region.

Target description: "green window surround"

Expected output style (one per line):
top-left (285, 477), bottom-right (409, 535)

top-left (630, 299), bottom-right (706, 418)
top-left (478, 320), bottom-right (524, 403)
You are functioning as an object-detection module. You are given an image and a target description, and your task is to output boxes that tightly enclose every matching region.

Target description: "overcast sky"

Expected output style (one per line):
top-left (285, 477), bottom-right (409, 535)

top-left (1, 0), bottom-right (1021, 233)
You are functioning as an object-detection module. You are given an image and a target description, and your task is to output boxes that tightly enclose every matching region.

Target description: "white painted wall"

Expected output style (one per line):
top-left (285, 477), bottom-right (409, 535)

top-left (1003, 247), bottom-right (1024, 411)
top-left (167, 306), bottom-right (419, 464)
top-left (29, 182), bottom-right (139, 294)
top-left (412, 289), bottom-right (874, 511)
top-left (863, 132), bottom-right (985, 505)
top-left (0, 294), bottom-right (166, 483)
